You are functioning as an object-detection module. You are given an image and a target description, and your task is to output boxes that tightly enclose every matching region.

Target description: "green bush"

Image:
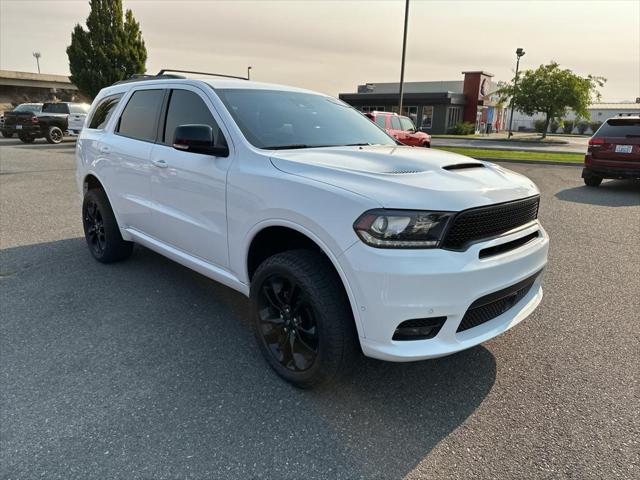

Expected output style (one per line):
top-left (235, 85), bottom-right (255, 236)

top-left (577, 121), bottom-right (589, 134)
top-left (534, 119), bottom-right (547, 133)
top-left (562, 120), bottom-right (574, 134)
top-left (448, 122), bottom-right (476, 135)
top-left (589, 121), bottom-right (602, 133)
top-left (550, 119), bottom-right (562, 133)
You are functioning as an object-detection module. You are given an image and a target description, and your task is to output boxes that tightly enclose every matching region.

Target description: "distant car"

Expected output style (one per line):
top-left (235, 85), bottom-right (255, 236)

top-left (10, 101), bottom-right (90, 144)
top-left (1, 103), bottom-right (43, 138)
top-left (67, 103), bottom-right (91, 135)
top-left (583, 116), bottom-right (640, 186)
top-left (364, 111), bottom-right (431, 147)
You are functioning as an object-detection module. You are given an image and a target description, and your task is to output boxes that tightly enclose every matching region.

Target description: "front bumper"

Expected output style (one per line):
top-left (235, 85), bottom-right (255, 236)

top-left (340, 222), bottom-right (549, 361)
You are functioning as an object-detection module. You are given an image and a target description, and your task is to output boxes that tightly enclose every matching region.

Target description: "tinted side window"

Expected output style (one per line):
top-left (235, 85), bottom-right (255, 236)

top-left (163, 89), bottom-right (225, 145)
top-left (390, 116), bottom-right (401, 130)
top-left (88, 94), bottom-right (123, 129)
top-left (43, 103), bottom-right (69, 114)
top-left (117, 89), bottom-right (164, 142)
top-left (375, 116), bottom-right (387, 128)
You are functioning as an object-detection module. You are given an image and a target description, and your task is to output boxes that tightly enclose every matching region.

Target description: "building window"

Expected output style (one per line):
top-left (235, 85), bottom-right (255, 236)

top-left (360, 105), bottom-right (385, 113)
top-left (445, 106), bottom-right (462, 131)
top-left (421, 106), bottom-right (434, 129)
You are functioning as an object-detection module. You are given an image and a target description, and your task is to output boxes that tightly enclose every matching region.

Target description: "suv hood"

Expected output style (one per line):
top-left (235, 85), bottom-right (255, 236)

top-left (270, 145), bottom-right (538, 211)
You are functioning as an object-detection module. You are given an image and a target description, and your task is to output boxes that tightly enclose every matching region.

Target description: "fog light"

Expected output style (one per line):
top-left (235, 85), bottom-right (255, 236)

top-left (392, 317), bottom-right (447, 341)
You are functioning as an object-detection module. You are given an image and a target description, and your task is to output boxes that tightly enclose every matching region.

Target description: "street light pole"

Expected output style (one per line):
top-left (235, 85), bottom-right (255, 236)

top-left (33, 52), bottom-right (41, 74)
top-left (507, 47), bottom-right (525, 139)
top-left (398, 0), bottom-right (410, 115)
top-left (247, 66), bottom-right (252, 80)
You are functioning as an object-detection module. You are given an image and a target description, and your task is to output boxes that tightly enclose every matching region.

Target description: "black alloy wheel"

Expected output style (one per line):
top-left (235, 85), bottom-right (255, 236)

top-left (257, 273), bottom-right (319, 372)
top-left (83, 198), bottom-right (106, 257)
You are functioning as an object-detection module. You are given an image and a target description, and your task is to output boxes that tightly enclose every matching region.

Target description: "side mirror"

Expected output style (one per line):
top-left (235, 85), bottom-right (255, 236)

top-left (173, 124), bottom-right (229, 157)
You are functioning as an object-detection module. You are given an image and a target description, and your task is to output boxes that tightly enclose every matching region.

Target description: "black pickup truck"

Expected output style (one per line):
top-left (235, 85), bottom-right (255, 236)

top-left (6, 102), bottom-right (90, 144)
top-left (1, 103), bottom-right (43, 138)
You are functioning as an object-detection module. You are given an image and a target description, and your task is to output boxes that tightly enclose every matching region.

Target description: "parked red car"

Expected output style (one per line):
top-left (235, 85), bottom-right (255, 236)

top-left (364, 111), bottom-right (431, 147)
top-left (583, 116), bottom-right (640, 186)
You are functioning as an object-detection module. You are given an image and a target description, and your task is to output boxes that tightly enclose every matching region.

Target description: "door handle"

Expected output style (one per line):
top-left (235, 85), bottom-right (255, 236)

top-left (98, 145), bottom-right (111, 154)
top-left (151, 159), bottom-right (168, 168)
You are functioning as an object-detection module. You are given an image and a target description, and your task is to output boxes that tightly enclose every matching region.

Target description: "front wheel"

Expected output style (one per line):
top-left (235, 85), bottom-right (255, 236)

top-left (250, 250), bottom-right (358, 388)
top-left (423, 142), bottom-right (431, 148)
top-left (46, 126), bottom-right (64, 144)
top-left (1, 130), bottom-right (13, 138)
top-left (82, 189), bottom-right (133, 263)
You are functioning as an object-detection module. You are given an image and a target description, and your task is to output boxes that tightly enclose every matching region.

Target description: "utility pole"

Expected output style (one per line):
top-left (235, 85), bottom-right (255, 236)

top-left (247, 66), bottom-right (252, 80)
top-left (33, 52), bottom-right (41, 74)
top-left (398, 0), bottom-right (410, 115)
top-left (507, 47), bottom-right (525, 139)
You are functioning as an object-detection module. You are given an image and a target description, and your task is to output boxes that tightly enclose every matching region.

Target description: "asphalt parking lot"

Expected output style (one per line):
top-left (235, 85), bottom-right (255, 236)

top-left (1, 137), bottom-right (639, 479)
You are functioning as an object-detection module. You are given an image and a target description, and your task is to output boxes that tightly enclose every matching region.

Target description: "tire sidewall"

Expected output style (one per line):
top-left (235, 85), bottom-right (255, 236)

top-left (249, 252), bottom-right (352, 388)
top-left (47, 126), bottom-right (63, 144)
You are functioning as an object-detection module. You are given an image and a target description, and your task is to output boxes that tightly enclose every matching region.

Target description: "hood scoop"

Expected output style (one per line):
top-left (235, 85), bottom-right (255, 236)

top-left (443, 162), bottom-right (485, 171)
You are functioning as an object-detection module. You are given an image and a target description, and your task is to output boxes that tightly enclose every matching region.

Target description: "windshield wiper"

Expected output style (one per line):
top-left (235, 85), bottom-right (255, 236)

top-left (264, 144), bottom-right (315, 150)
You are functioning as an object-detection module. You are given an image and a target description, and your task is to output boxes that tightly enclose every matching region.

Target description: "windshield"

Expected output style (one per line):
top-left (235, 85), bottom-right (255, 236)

top-left (14, 104), bottom-right (41, 113)
top-left (215, 88), bottom-right (396, 149)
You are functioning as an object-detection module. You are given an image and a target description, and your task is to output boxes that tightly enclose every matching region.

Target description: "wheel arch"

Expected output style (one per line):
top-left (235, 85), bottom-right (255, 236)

top-left (244, 222), bottom-right (365, 339)
top-left (81, 172), bottom-right (131, 241)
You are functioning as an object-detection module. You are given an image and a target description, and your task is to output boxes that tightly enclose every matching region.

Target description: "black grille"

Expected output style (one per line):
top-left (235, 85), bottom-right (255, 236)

top-left (442, 196), bottom-right (540, 250)
top-left (457, 270), bottom-right (542, 333)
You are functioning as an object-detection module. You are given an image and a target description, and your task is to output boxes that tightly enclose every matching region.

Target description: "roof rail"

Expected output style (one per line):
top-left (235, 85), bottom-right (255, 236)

top-left (157, 69), bottom-right (249, 80)
top-left (113, 73), bottom-right (186, 85)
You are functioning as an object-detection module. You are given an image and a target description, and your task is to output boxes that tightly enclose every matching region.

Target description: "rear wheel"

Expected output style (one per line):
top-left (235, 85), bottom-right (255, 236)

top-left (46, 126), bottom-right (64, 144)
top-left (250, 250), bottom-right (358, 388)
top-left (423, 142), bottom-right (431, 148)
top-left (583, 174), bottom-right (603, 187)
top-left (82, 189), bottom-right (133, 263)
top-left (1, 130), bottom-right (13, 138)
top-left (18, 134), bottom-right (35, 143)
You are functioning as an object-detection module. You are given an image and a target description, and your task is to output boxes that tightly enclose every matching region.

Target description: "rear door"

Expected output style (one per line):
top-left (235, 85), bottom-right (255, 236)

top-left (592, 118), bottom-right (640, 166)
top-left (108, 87), bottom-right (165, 234)
top-left (148, 86), bottom-right (232, 267)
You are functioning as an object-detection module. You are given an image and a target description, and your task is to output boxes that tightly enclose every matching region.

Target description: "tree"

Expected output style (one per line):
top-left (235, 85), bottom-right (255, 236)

top-left (67, 0), bottom-right (147, 98)
top-left (499, 62), bottom-right (605, 138)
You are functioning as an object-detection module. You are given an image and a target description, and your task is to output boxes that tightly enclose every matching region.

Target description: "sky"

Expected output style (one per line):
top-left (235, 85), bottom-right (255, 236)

top-left (1, 0), bottom-right (639, 101)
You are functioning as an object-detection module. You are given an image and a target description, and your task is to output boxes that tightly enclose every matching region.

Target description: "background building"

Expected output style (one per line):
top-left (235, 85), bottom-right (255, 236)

top-left (0, 70), bottom-right (86, 112)
top-left (505, 100), bottom-right (640, 133)
top-left (339, 71), bottom-right (506, 134)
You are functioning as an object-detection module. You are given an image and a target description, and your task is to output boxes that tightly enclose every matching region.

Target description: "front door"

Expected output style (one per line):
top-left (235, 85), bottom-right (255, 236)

top-left (148, 87), bottom-right (232, 268)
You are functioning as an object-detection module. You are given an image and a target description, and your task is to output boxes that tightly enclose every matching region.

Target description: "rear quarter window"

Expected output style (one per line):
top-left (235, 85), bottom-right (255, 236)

top-left (87, 94), bottom-right (123, 129)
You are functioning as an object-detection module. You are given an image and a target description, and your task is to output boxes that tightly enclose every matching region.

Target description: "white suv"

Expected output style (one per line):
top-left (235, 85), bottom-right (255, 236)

top-left (76, 71), bottom-right (549, 388)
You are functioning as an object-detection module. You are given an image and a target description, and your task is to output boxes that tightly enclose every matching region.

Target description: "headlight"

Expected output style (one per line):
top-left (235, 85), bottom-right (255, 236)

top-left (353, 209), bottom-right (453, 248)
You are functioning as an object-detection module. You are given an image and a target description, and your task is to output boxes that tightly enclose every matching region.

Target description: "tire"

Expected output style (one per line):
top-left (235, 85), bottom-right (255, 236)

top-left (82, 188), bottom-right (133, 263)
top-left (423, 142), bottom-right (431, 148)
top-left (18, 134), bottom-right (35, 144)
top-left (46, 126), bottom-right (64, 144)
top-left (250, 250), bottom-right (358, 388)
top-left (583, 174), bottom-right (603, 187)
top-left (1, 130), bottom-right (13, 138)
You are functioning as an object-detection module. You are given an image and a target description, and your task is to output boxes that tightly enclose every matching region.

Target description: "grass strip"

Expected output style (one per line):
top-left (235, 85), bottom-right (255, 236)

top-left (435, 146), bottom-right (583, 163)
